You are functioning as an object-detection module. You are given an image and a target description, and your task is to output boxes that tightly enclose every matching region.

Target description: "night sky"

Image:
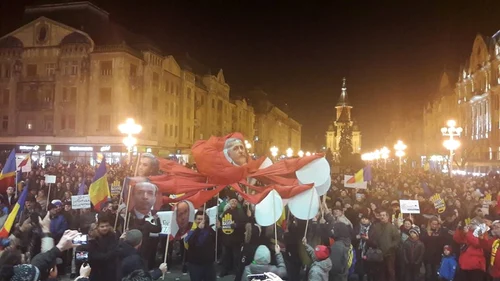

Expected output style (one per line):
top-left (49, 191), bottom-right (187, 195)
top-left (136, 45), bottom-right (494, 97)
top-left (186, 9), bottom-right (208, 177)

top-left (3, 0), bottom-right (500, 151)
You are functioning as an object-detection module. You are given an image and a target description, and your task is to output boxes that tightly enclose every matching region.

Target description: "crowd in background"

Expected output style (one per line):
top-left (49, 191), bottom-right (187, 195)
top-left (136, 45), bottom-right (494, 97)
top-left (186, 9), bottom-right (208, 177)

top-left (1, 159), bottom-right (500, 281)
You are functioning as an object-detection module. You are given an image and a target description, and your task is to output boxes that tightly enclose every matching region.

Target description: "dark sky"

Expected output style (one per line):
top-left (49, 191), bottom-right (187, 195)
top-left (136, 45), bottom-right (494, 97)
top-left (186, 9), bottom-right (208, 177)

top-left (3, 0), bottom-right (500, 151)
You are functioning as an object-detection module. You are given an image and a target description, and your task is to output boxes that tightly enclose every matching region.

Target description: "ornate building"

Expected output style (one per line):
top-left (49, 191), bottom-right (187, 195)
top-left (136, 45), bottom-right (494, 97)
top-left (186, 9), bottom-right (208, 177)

top-left (325, 78), bottom-right (361, 156)
top-left (0, 1), bottom-right (299, 163)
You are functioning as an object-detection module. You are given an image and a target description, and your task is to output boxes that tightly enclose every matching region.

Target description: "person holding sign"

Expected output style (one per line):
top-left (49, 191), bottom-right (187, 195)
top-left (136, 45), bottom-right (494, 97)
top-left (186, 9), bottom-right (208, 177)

top-left (185, 211), bottom-right (216, 281)
top-left (219, 197), bottom-right (247, 277)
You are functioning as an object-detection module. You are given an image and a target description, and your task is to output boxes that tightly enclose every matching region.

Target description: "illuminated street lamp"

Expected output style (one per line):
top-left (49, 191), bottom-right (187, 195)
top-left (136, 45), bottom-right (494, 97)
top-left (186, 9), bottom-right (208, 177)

top-left (286, 148), bottom-right (293, 158)
top-left (118, 118), bottom-right (142, 164)
top-left (361, 152), bottom-right (374, 161)
top-left (441, 120), bottom-right (462, 177)
top-left (270, 146), bottom-right (279, 158)
top-left (394, 140), bottom-right (407, 173)
top-left (244, 140), bottom-right (252, 150)
top-left (380, 146), bottom-right (390, 169)
top-left (298, 150), bottom-right (304, 157)
top-left (305, 151), bottom-right (311, 157)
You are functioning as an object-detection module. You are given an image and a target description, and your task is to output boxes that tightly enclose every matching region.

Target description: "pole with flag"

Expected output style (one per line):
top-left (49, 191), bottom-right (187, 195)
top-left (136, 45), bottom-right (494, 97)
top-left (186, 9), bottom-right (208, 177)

top-left (0, 149), bottom-right (17, 195)
top-left (89, 158), bottom-right (110, 211)
top-left (0, 182), bottom-right (29, 238)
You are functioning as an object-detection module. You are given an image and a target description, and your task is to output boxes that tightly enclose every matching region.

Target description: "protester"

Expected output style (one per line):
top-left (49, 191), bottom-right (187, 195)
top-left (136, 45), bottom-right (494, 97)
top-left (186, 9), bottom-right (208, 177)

top-left (437, 245), bottom-right (457, 281)
top-left (302, 237), bottom-right (332, 281)
top-left (402, 226), bottom-right (425, 281)
top-left (241, 244), bottom-right (287, 281)
top-left (185, 211), bottom-right (216, 281)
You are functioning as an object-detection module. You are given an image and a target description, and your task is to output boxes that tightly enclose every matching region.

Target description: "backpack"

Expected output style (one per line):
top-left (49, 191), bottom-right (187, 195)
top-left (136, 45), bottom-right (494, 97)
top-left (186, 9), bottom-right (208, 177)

top-left (347, 244), bottom-right (357, 276)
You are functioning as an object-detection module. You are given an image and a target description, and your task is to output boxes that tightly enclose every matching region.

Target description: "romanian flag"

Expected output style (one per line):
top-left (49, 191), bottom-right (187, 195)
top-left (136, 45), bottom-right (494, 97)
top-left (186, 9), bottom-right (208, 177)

top-left (346, 165), bottom-right (372, 184)
top-left (0, 184), bottom-right (28, 238)
top-left (18, 152), bottom-right (32, 172)
top-left (0, 150), bottom-right (17, 193)
top-left (89, 159), bottom-right (110, 211)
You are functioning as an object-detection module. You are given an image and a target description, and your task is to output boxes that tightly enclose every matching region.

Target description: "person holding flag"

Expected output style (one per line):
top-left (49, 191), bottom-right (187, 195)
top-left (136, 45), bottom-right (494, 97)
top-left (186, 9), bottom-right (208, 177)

top-left (0, 149), bottom-right (16, 194)
top-left (0, 180), bottom-right (29, 238)
top-left (89, 159), bottom-right (110, 211)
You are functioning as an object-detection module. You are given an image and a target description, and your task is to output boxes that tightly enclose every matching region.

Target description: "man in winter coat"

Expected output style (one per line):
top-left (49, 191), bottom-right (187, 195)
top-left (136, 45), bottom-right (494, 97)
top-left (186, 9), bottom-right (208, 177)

top-left (367, 208), bottom-right (400, 281)
top-left (420, 216), bottom-right (449, 281)
top-left (479, 220), bottom-right (500, 280)
top-left (87, 213), bottom-right (120, 281)
top-left (303, 237), bottom-right (332, 281)
top-left (241, 244), bottom-right (287, 281)
top-left (329, 222), bottom-right (351, 281)
top-left (118, 229), bottom-right (167, 280)
top-left (185, 211), bottom-right (217, 281)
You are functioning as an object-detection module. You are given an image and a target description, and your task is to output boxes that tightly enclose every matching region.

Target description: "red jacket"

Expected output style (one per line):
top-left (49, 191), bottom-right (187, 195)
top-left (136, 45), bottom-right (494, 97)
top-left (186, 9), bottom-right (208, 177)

top-left (453, 229), bottom-right (486, 271)
top-left (479, 235), bottom-right (500, 277)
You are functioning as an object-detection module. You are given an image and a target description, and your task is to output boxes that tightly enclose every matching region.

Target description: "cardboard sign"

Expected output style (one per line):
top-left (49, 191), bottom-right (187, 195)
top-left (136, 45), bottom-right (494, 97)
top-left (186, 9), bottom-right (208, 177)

top-left (45, 175), bottom-right (56, 184)
top-left (110, 180), bottom-right (121, 196)
top-left (343, 175), bottom-right (367, 189)
top-left (71, 195), bottom-right (91, 209)
top-left (156, 211), bottom-right (174, 235)
top-left (206, 205), bottom-right (218, 230)
top-left (430, 194), bottom-right (446, 213)
top-left (399, 200), bottom-right (420, 214)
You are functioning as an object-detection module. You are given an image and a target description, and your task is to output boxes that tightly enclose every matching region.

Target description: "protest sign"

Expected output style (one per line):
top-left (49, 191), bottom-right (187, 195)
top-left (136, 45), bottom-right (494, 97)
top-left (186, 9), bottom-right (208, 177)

top-left (71, 195), bottom-right (91, 209)
top-left (156, 211), bottom-right (174, 236)
top-left (343, 175), bottom-right (367, 189)
top-left (399, 200), bottom-right (420, 214)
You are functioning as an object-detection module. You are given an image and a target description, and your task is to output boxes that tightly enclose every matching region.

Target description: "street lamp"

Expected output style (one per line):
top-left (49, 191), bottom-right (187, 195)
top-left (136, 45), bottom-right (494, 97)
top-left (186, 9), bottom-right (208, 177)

top-left (394, 140), bottom-right (407, 173)
top-left (298, 150), bottom-right (304, 157)
top-left (380, 147), bottom-right (390, 169)
top-left (244, 140), bottom-right (252, 150)
top-left (118, 118), bottom-right (142, 164)
top-left (270, 146), bottom-right (279, 159)
top-left (286, 148), bottom-right (293, 158)
top-left (305, 151), bottom-right (311, 157)
top-left (441, 119), bottom-right (462, 177)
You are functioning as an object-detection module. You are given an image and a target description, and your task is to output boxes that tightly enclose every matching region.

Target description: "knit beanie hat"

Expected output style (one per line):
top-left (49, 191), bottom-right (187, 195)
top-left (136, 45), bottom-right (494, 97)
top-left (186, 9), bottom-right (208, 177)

top-left (444, 245), bottom-right (452, 252)
top-left (253, 245), bottom-right (271, 265)
top-left (125, 229), bottom-right (143, 247)
top-left (12, 264), bottom-right (40, 281)
top-left (409, 226), bottom-right (420, 236)
top-left (314, 245), bottom-right (330, 261)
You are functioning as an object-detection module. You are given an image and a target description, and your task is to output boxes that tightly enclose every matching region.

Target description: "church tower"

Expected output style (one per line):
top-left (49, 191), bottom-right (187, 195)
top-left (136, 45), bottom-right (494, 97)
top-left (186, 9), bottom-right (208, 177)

top-left (326, 78), bottom-right (362, 157)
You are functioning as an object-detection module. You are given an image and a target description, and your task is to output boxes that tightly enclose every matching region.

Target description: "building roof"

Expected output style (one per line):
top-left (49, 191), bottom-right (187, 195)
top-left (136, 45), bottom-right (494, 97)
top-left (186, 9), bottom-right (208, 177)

top-left (336, 106), bottom-right (350, 123)
top-left (336, 77), bottom-right (350, 106)
top-left (0, 36), bottom-right (23, 48)
top-left (60, 31), bottom-right (91, 45)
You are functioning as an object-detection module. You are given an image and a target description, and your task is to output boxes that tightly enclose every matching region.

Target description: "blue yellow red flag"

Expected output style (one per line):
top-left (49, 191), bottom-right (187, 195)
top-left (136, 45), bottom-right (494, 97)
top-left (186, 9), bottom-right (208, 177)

top-left (89, 159), bottom-right (110, 211)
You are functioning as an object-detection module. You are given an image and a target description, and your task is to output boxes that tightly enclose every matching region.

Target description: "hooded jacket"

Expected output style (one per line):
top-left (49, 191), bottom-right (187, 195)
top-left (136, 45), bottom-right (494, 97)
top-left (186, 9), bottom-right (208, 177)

top-left (241, 245), bottom-right (287, 281)
top-left (403, 238), bottom-right (425, 265)
top-left (329, 222), bottom-right (351, 281)
top-left (453, 229), bottom-right (485, 271)
top-left (305, 243), bottom-right (332, 281)
top-left (117, 241), bottom-right (162, 280)
top-left (479, 235), bottom-right (500, 277)
top-left (438, 254), bottom-right (457, 281)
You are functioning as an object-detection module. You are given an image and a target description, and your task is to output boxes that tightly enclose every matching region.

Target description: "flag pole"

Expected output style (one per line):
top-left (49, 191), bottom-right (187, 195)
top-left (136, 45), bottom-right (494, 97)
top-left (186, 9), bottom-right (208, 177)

top-left (125, 153), bottom-right (141, 231)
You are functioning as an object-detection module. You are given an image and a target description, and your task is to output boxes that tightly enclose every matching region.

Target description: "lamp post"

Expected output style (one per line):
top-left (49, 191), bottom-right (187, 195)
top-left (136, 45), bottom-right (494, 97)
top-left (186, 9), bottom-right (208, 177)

top-left (298, 150), bottom-right (304, 157)
top-left (118, 118), bottom-right (142, 164)
top-left (441, 120), bottom-right (462, 177)
top-left (394, 140), bottom-right (407, 173)
top-left (380, 146), bottom-right (390, 169)
top-left (286, 148), bottom-right (293, 158)
top-left (270, 146), bottom-right (279, 160)
top-left (305, 151), bottom-right (311, 157)
top-left (245, 140), bottom-right (252, 151)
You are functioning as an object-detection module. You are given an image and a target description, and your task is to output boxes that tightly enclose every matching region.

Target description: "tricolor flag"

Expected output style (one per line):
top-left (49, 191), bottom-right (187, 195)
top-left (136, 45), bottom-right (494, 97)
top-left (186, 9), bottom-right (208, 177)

top-left (346, 165), bottom-right (372, 184)
top-left (0, 184), bottom-right (28, 238)
top-left (89, 159), bottom-right (110, 211)
top-left (0, 150), bottom-right (17, 193)
top-left (18, 152), bottom-right (32, 172)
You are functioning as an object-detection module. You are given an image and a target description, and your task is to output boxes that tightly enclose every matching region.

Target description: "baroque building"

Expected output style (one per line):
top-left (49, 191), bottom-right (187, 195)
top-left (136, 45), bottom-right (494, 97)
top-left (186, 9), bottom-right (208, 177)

top-left (0, 1), bottom-right (299, 164)
top-left (325, 78), bottom-right (361, 157)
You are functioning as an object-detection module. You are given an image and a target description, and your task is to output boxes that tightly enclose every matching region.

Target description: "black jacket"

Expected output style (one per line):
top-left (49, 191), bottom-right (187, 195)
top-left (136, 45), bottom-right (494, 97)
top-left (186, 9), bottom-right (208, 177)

top-left (31, 247), bottom-right (61, 281)
top-left (88, 232), bottom-right (119, 281)
top-left (117, 241), bottom-right (162, 280)
top-left (186, 227), bottom-right (216, 265)
top-left (420, 228), bottom-right (449, 264)
top-left (403, 239), bottom-right (425, 265)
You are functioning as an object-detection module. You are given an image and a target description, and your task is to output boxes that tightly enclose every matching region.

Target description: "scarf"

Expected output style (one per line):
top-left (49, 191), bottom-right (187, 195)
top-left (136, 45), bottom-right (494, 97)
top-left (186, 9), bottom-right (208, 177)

top-left (491, 239), bottom-right (500, 266)
top-left (359, 223), bottom-right (371, 256)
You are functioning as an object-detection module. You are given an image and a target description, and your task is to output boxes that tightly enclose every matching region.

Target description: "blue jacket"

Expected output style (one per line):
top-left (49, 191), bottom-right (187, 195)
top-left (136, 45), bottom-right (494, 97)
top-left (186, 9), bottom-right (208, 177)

top-left (50, 214), bottom-right (68, 241)
top-left (438, 254), bottom-right (457, 281)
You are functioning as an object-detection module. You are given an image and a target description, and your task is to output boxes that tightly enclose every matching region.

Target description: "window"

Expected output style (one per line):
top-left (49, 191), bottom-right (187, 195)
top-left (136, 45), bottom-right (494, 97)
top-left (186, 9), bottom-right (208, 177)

top-left (1, 116), bottom-right (8, 131)
top-left (211, 99), bottom-right (215, 109)
top-left (164, 124), bottom-right (168, 136)
top-left (100, 61), bottom-right (112, 76)
top-left (61, 115), bottom-right (66, 130)
top-left (187, 127), bottom-right (191, 139)
top-left (1, 89), bottom-right (9, 105)
top-left (130, 64), bottom-right (137, 77)
top-left (152, 97), bottom-right (158, 111)
top-left (165, 102), bottom-right (169, 115)
top-left (62, 88), bottom-right (76, 103)
top-left (152, 125), bottom-right (157, 135)
top-left (26, 120), bottom-right (33, 130)
top-left (1, 64), bottom-right (10, 78)
top-left (99, 88), bottom-right (112, 103)
top-left (26, 64), bottom-right (37, 77)
top-left (187, 88), bottom-right (192, 99)
top-left (152, 72), bottom-right (159, 88)
top-left (170, 83), bottom-right (174, 93)
top-left (71, 61), bottom-right (78, 75)
top-left (45, 63), bottom-right (55, 76)
top-left (186, 107), bottom-right (191, 119)
top-left (98, 115), bottom-right (111, 131)
top-left (68, 115), bottom-right (75, 129)
top-left (70, 87), bottom-right (77, 102)
top-left (174, 103), bottom-right (178, 117)
top-left (217, 100), bottom-right (222, 110)
top-left (44, 116), bottom-right (53, 131)
top-left (42, 88), bottom-right (52, 103)
top-left (175, 125), bottom-right (178, 138)
top-left (169, 103), bottom-right (173, 117)
top-left (175, 85), bottom-right (179, 96)
top-left (169, 124), bottom-right (173, 137)
top-left (165, 80), bottom-right (169, 92)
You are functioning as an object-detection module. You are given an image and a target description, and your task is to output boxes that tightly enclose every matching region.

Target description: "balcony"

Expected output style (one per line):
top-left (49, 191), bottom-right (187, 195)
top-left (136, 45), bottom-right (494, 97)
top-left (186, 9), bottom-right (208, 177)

top-left (17, 101), bottom-right (54, 111)
top-left (19, 74), bottom-right (56, 83)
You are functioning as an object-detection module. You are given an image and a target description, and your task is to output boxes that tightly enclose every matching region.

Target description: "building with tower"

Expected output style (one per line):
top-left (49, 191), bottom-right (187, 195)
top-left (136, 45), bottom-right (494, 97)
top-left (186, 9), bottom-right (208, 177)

top-left (325, 78), bottom-right (361, 158)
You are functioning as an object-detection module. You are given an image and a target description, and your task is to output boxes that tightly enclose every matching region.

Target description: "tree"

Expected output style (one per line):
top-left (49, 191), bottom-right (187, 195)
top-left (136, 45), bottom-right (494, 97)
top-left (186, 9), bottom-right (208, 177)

top-left (454, 142), bottom-right (477, 170)
top-left (339, 124), bottom-right (353, 165)
top-left (325, 148), bottom-right (334, 166)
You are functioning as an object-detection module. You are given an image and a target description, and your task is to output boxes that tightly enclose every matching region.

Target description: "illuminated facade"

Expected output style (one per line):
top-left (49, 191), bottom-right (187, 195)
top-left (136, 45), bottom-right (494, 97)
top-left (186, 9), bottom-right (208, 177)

top-left (0, 1), bottom-right (271, 163)
top-left (455, 33), bottom-right (500, 171)
top-left (325, 78), bottom-right (362, 156)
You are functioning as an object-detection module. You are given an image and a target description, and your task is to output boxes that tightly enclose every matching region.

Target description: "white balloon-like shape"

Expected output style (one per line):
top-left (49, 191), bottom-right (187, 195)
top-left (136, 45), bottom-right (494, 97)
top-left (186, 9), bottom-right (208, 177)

top-left (295, 157), bottom-right (330, 187)
top-left (288, 187), bottom-right (320, 220)
top-left (255, 190), bottom-right (283, 226)
top-left (312, 175), bottom-right (331, 196)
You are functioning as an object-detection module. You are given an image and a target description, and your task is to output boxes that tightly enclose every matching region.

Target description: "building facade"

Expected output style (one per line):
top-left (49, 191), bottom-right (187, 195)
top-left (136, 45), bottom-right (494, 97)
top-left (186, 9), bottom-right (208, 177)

top-left (0, 1), bottom-right (299, 164)
top-left (325, 78), bottom-right (362, 157)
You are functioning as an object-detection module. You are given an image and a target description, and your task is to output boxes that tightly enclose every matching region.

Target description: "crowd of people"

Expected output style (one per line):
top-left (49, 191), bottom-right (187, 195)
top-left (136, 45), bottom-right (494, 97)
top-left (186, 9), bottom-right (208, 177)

top-left (1, 157), bottom-right (500, 281)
